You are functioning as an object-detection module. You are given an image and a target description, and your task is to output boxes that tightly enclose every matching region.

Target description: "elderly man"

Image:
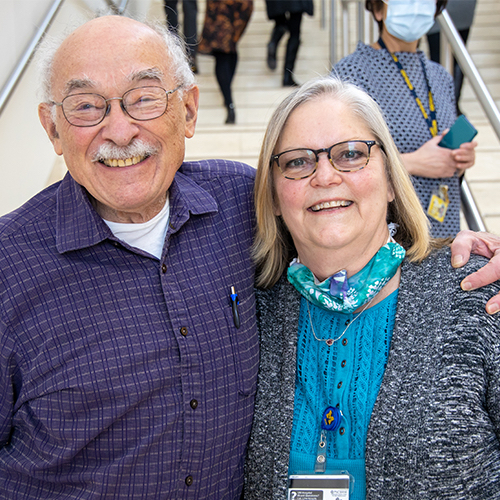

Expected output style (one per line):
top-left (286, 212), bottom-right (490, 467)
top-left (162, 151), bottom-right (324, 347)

top-left (0, 13), bottom-right (500, 500)
top-left (0, 15), bottom-right (257, 499)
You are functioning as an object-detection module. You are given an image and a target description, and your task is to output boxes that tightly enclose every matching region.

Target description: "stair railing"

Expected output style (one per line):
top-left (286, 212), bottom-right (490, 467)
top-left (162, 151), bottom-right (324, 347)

top-left (0, 0), bottom-right (130, 117)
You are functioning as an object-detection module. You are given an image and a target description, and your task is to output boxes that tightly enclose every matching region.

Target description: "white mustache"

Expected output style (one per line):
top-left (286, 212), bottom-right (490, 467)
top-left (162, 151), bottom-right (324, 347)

top-left (92, 140), bottom-right (159, 162)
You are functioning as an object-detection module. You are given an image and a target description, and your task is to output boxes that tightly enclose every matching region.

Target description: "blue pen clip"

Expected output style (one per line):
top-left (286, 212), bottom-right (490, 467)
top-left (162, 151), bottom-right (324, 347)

top-left (230, 286), bottom-right (240, 329)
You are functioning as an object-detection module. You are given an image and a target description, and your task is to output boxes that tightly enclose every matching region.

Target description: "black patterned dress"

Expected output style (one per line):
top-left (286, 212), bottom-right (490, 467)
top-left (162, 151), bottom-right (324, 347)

top-left (198, 0), bottom-right (253, 55)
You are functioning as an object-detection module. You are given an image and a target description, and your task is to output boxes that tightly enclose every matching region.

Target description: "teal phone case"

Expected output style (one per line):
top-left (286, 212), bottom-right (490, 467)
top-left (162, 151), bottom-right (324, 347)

top-left (438, 114), bottom-right (478, 149)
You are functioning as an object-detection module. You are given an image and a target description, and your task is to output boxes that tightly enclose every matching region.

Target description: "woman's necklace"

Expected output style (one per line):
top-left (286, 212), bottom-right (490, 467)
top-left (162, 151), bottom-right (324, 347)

top-left (306, 296), bottom-right (375, 347)
top-left (307, 296), bottom-right (375, 472)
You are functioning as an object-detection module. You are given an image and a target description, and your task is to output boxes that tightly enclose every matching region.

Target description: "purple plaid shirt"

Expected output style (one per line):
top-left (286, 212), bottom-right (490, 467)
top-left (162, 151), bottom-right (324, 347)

top-left (0, 160), bottom-right (258, 499)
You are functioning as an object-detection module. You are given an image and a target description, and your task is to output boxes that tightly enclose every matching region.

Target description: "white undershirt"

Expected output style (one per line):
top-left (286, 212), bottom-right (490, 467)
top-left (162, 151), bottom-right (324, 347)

top-left (103, 195), bottom-right (170, 259)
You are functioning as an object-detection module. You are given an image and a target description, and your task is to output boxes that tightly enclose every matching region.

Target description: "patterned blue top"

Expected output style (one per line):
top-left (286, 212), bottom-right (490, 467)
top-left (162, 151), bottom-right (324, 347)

top-left (0, 161), bottom-right (258, 499)
top-left (290, 291), bottom-right (399, 499)
top-left (334, 42), bottom-right (459, 237)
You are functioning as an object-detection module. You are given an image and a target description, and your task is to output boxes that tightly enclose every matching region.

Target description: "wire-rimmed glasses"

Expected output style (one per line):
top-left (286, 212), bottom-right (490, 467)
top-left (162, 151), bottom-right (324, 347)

top-left (271, 140), bottom-right (383, 180)
top-left (51, 85), bottom-right (182, 127)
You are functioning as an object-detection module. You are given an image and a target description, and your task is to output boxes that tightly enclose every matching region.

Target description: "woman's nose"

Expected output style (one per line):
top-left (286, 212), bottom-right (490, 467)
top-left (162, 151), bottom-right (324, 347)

top-left (311, 153), bottom-right (343, 186)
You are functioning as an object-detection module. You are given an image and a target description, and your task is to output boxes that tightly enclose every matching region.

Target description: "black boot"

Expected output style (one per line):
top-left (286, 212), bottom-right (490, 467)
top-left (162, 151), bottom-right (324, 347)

top-left (283, 72), bottom-right (298, 87)
top-left (283, 36), bottom-right (300, 86)
top-left (225, 103), bottom-right (236, 125)
top-left (267, 24), bottom-right (286, 71)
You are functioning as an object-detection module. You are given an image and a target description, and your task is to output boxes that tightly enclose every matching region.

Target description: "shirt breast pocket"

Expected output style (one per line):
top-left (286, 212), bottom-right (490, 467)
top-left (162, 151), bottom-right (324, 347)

top-left (225, 290), bottom-right (258, 398)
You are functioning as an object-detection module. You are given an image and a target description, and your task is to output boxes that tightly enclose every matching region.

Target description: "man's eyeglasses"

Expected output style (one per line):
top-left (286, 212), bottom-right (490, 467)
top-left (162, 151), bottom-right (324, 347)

top-left (51, 85), bottom-right (182, 127)
top-left (271, 140), bottom-right (383, 180)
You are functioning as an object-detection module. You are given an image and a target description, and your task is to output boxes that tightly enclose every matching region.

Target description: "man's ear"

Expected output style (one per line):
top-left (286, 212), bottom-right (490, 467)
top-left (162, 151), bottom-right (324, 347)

top-left (183, 85), bottom-right (199, 139)
top-left (38, 103), bottom-right (63, 155)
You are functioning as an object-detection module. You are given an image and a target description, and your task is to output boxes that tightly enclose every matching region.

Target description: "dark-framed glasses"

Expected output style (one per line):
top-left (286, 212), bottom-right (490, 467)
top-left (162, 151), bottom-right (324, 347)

top-left (51, 85), bottom-right (182, 127)
top-left (272, 140), bottom-right (383, 180)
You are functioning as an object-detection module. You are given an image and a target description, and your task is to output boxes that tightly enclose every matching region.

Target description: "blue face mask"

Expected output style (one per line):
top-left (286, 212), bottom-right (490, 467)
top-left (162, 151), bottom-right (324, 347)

top-left (384, 0), bottom-right (436, 43)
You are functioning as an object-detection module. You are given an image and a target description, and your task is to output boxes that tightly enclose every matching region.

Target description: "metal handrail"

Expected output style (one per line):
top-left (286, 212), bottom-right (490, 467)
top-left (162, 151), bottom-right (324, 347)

top-left (0, 0), bottom-right (65, 116)
top-left (332, 1), bottom-right (492, 232)
top-left (437, 10), bottom-right (492, 232)
top-left (0, 0), bottom-right (130, 117)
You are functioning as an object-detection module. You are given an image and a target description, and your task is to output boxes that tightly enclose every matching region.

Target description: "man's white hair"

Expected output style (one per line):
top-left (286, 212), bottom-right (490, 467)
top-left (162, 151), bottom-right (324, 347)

top-left (35, 15), bottom-right (195, 104)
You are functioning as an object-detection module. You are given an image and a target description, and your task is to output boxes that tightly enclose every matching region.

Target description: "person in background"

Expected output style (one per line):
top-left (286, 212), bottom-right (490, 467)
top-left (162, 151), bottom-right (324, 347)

top-left (164, 0), bottom-right (199, 73)
top-left (0, 15), bottom-right (258, 499)
top-left (427, 0), bottom-right (477, 115)
top-left (333, 0), bottom-right (477, 238)
top-left (265, 0), bottom-right (314, 87)
top-left (245, 75), bottom-right (500, 500)
top-left (198, 0), bottom-right (253, 124)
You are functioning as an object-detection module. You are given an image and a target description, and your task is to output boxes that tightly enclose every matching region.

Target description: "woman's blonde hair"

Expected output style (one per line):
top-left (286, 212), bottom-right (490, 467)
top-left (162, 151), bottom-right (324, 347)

top-left (253, 75), bottom-right (434, 288)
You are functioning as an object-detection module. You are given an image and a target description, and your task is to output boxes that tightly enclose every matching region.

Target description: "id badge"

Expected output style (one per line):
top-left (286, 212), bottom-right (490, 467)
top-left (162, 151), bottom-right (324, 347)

top-left (427, 184), bottom-right (449, 223)
top-left (288, 474), bottom-right (350, 500)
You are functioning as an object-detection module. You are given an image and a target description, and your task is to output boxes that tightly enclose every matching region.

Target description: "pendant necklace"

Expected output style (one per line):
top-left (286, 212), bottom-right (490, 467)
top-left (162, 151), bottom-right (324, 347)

top-left (306, 296), bottom-right (375, 346)
top-left (306, 296), bottom-right (374, 472)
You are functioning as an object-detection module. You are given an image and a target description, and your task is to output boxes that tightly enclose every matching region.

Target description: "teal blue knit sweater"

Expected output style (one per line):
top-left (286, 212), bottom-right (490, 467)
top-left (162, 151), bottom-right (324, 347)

top-left (289, 292), bottom-right (398, 499)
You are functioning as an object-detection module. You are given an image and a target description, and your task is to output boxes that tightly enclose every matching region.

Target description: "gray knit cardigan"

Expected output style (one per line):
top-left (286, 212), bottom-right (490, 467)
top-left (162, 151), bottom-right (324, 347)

top-left (244, 248), bottom-right (500, 499)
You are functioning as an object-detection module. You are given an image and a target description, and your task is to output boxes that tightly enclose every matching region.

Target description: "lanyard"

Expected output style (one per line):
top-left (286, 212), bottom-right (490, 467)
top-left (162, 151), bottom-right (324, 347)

top-left (378, 37), bottom-right (438, 137)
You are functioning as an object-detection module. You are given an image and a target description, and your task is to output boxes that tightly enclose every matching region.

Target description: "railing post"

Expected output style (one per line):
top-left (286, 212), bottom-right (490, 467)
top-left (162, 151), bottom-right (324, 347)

top-left (330, 0), bottom-right (337, 65)
top-left (461, 179), bottom-right (487, 232)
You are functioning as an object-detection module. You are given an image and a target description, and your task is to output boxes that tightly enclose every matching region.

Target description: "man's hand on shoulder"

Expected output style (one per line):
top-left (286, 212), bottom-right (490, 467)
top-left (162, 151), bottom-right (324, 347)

top-left (451, 230), bottom-right (500, 315)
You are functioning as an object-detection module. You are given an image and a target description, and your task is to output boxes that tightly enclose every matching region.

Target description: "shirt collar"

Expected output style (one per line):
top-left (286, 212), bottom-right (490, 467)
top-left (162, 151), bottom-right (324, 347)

top-left (55, 167), bottom-right (218, 254)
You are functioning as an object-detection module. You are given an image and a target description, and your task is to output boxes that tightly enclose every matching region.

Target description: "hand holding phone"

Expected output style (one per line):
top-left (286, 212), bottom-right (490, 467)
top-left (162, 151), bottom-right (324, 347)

top-left (438, 115), bottom-right (478, 150)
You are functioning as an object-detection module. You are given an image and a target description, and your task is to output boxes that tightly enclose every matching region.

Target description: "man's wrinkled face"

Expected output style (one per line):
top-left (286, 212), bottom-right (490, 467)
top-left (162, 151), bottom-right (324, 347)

top-left (38, 16), bottom-right (198, 223)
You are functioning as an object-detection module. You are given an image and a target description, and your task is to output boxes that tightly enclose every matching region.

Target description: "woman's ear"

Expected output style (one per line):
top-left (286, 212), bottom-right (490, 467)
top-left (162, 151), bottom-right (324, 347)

top-left (372, 0), bottom-right (386, 23)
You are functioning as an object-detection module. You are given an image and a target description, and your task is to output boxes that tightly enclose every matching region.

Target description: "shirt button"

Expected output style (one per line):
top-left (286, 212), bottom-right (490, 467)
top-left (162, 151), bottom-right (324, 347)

top-left (185, 475), bottom-right (193, 486)
top-left (341, 360), bottom-right (346, 368)
top-left (180, 326), bottom-right (188, 336)
top-left (337, 381), bottom-right (343, 389)
top-left (345, 319), bottom-right (350, 326)
top-left (190, 399), bottom-right (198, 409)
top-left (342, 338), bottom-right (348, 346)
top-left (161, 264), bottom-right (167, 273)
top-left (339, 427), bottom-right (345, 435)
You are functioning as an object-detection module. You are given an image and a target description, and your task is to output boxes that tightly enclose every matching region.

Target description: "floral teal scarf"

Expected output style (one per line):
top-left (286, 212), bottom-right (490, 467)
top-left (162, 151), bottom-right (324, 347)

top-left (287, 235), bottom-right (405, 313)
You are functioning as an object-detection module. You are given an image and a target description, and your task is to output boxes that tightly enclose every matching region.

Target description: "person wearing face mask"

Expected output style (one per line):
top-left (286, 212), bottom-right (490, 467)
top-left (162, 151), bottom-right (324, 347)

top-left (333, 0), bottom-right (477, 238)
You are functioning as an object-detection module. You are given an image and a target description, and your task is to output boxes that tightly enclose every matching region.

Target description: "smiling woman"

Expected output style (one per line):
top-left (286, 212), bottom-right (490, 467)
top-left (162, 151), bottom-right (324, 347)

top-left (244, 76), bottom-right (500, 500)
top-left (252, 76), bottom-right (428, 289)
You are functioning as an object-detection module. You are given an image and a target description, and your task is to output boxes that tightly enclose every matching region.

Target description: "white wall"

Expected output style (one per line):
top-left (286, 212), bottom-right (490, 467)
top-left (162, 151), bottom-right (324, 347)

top-left (0, 0), bottom-right (161, 216)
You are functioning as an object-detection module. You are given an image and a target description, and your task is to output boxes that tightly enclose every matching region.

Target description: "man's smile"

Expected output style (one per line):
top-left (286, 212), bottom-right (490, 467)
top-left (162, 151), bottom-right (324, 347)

top-left (100, 155), bottom-right (147, 167)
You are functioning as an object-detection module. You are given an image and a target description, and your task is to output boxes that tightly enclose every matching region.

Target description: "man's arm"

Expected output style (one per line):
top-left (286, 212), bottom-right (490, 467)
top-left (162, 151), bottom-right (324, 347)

top-left (451, 230), bottom-right (500, 314)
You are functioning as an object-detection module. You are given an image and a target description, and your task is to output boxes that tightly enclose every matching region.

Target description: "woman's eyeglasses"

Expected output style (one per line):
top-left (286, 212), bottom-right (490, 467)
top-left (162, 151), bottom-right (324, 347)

top-left (271, 140), bottom-right (383, 180)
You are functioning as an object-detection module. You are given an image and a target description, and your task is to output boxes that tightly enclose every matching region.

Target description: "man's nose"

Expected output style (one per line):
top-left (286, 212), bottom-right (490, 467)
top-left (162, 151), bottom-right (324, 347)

top-left (100, 99), bottom-right (139, 145)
